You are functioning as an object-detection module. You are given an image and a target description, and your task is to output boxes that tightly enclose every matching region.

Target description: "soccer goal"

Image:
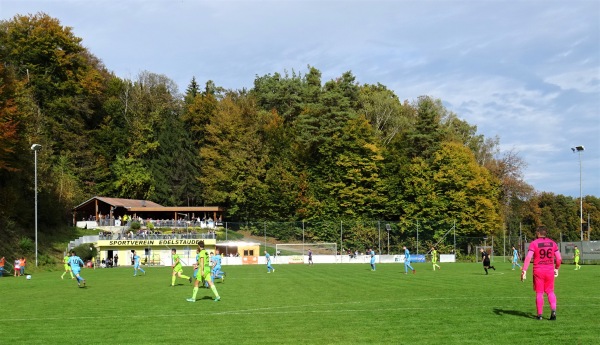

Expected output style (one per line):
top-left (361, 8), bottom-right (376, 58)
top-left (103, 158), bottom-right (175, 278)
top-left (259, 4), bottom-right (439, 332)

top-left (475, 246), bottom-right (493, 263)
top-left (275, 243), bottom-right (337, 256)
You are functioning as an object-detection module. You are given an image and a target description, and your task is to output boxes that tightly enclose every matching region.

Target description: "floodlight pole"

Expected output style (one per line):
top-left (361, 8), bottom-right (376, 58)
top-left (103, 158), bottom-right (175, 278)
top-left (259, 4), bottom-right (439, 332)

top-left (378, 221), bottom-right (381, 255)
top-left (31, 144), bottom-right (42, 267)
top-left (572, 146), bottom-right (584, 242)
top-left (416, 220), bottom-right (419, 255)
top-left (302, 220), bottom-right (305, 257)
top-left (385, 224), bottom-right (391, 255)
top-left (453, 219), bottom-right (456, 255)
top-left (340, 221), bottom-right (343, 258)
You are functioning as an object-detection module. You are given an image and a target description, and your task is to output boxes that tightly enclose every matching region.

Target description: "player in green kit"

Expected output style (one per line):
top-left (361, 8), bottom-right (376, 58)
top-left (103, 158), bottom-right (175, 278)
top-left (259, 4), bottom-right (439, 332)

top-left (574, 245), bottom-right (581, 270)
top-left (187, 240), bottom-right (220, 302)
top-left (61, 253), bottom-right (74, 279)
top-left (431, 247), bottom-right (441, 271)
top-left (171, 248), bottom-right (192, 286)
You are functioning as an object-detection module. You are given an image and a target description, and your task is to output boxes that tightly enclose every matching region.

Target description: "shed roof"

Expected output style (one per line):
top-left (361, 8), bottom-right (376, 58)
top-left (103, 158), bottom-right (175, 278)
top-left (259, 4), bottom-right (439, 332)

top-left (73, 196), bottom-right (164, 210)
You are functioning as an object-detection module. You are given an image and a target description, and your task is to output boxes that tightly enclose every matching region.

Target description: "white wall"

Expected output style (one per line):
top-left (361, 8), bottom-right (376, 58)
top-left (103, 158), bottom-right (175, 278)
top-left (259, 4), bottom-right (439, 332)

top-left (76, 221), bottom-right (99, 229)
top-left (440, 254), bottom-right (456, 263)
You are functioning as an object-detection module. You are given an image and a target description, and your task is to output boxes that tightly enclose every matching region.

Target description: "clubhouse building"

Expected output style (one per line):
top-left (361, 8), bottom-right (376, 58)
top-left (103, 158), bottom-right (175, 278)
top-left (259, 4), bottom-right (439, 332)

top-left (72, 196), bottom-right (260, 265)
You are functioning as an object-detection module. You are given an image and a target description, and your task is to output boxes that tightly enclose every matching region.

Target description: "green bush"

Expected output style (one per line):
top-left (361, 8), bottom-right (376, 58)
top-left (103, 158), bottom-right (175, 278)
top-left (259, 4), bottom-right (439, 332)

top-left (130, 221), bottom-right (141, 231)
top-left (72, 243), bottom-right (98, 261)
top-left (18, 237), bottom-right (34, 252)
top-left (38, 253), bottom-right (58, 266)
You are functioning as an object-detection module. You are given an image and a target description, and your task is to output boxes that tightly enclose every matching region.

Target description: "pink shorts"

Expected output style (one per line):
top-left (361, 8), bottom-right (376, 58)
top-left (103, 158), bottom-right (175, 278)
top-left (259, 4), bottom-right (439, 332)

top-left (532, 270), bottom-right (555, 294)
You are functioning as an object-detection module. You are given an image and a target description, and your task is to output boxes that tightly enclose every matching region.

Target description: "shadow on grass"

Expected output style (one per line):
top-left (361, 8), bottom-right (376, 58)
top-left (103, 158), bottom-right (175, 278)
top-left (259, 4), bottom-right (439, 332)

top-left (493, 308), bottom-right (536, 319)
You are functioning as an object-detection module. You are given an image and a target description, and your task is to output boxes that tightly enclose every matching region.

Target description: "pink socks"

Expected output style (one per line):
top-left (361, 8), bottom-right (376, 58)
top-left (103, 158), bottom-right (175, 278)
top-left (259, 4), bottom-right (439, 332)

top-left (536, 292), bottom-right (544, 315)
top-left (536, 292), bottom-right (557, 315)
top-left (548, 292), bottom-right (557, 311)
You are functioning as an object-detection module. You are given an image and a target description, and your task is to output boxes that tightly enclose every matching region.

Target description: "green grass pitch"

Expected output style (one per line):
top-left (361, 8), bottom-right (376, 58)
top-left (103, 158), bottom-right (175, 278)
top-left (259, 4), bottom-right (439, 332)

top-left (2, 262), bottom-right (598, 344)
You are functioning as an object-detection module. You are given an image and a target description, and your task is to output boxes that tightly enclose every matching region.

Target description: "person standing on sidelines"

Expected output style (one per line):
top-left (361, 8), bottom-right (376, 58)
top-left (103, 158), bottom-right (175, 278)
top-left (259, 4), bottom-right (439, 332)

top-left (574, 246), bottom-right (581, 270)
top-left (511, 246), bottom-right (522, 270)
top-left (187, 240), bottom-right (220, 302)
top-left (14, 258), bottom-right (20, 277)
top-left (20, 257), bottom-right (26, 276)
top-left (0, 256), bottom-right (5, 277)
top-left (431, 247), bottom-right (441, 271)
top-left (68, 251), bottom-right (86, 287)
top-left (61, 253), bottom-right (74, 280)
top-left (520, 226), bottom-right (561, 320)
top-left (133, 250), bottom-right (146, 276)
top-left (369, 248), bottom-right (376, 271)
top-left (265, 251), bottom-right (275, 273)
top-left (480, 248), bottom-right (496, 274)
top-left (170, 248), bottom-right (191, 286)
top-left (308, 249), bottom-right (313, 266)
top-left (403, 246), bottom-right (416, 274)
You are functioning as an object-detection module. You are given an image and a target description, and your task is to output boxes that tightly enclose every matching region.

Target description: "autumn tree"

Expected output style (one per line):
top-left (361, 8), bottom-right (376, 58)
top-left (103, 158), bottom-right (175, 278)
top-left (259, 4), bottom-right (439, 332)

top-left (405, 96), bottom-right (445, 160)
top-left (0, 63), bottom-right (20, 171)
top-left (359, 83), bottom-right (411, 147)
top-left (398, 142), bottom-right (501, 247)
top-left (199, 92), bottom-right (270, 219)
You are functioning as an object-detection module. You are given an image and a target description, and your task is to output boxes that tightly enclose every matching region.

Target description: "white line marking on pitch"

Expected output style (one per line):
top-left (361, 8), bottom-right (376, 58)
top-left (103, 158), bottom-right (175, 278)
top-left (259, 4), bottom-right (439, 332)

top-left (10, 302), bottom-right (599, 321)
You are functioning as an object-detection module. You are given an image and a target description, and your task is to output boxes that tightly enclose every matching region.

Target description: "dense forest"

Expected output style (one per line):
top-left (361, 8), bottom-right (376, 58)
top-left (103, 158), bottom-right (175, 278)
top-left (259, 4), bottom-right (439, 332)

top-left (1, 13), bottom-right (598, 263)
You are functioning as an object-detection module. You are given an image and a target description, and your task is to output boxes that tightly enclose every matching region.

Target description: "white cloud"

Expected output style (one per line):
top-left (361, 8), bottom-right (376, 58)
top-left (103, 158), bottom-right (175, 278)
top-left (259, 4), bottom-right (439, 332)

top-left (544, 69), bottom-right (600, 94)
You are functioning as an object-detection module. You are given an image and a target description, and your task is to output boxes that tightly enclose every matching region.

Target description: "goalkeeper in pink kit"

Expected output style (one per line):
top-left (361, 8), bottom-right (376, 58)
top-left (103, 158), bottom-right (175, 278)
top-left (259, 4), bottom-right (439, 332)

top-left (520, 226), bottom-right (561, 321)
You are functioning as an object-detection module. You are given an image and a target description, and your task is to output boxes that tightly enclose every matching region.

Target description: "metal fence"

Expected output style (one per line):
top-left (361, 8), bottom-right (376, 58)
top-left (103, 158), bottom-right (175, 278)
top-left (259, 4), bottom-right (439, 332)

top-left (89, 219), bottom-right (592, 262)
top-left (216, 220), bottom-right (529, 261)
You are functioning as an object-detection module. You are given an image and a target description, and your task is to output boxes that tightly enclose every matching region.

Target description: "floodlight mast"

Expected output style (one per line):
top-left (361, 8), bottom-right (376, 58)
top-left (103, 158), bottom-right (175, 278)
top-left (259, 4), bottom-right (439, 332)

top-left (385, 224), bottom-right (391, 255)
top-left (31, 144), bottom-right (42, 266)
top-left (571, 146), bottom-right (584, 242)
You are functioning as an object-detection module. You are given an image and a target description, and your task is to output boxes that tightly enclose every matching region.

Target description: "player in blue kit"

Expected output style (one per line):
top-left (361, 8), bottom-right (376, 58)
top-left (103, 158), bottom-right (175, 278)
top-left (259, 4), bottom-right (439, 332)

top-left (133, 250), bottom-right (146, 276)
top-left (68, 251), bottom-right (86, 287)
top-left (192, 247), bottom-right (200, 280)
top-left (212, 249), bottom-right (225, 282)
top-left (265, 251), bottom-right (275, 273)
top-left (369, 248), bottom-right (376, 271)
top-left (511, 246), bottom-right (522, 270)
top-left (403, 246), bottom-right (416, 274)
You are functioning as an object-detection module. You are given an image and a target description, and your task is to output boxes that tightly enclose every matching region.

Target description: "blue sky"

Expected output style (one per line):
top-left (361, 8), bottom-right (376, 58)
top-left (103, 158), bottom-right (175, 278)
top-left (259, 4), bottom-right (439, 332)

top-left (2, 0), bottom-right (599, 197)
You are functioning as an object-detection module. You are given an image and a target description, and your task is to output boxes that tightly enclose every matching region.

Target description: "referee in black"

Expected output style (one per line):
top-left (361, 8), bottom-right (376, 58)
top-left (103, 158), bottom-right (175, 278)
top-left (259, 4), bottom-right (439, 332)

top-left (480, 248), bottom-right (496, 274)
